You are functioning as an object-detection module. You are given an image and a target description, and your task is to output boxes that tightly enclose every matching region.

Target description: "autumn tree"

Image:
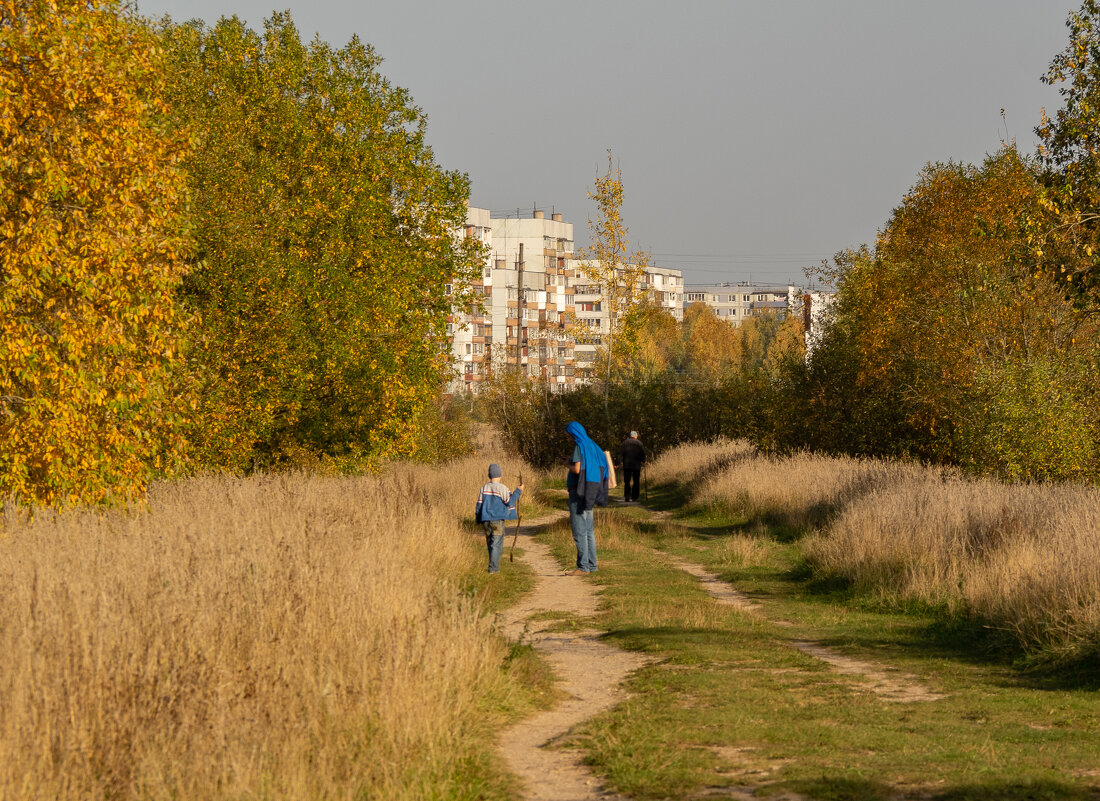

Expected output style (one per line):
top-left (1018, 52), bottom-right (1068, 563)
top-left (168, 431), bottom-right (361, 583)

top-left (1036, 0), bottom-right (1100, 297)
top-left (680, 303), bottom-right (740, 380)
top-left (158, 13), bottom-right (483, 470)
top-left (788, 148), bottom-right (1100, 480)
top-left (576, 151), bottom-right (653, 382)
top-left (618, 299), bottom-right (681, 381)
top-left (0, 0), bottom-right (192, 505)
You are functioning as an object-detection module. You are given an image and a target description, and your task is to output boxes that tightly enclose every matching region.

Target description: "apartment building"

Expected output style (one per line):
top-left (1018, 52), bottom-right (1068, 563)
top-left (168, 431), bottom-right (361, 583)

top-left (447, 207), bottom-right (683, 394)
top-left (446, 206), bottom-right (494, 392)
top-left (682, 282), bottom-right (790, 325)
top-left (571, 259), bottom-right (684, 377)
top-left (647, 265), bottom-right (685, 321)
top-left (488, 210), bottom-right (578, 388)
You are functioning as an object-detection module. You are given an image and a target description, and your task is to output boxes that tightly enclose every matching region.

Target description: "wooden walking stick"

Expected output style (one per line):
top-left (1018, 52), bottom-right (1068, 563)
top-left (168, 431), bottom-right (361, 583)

top-left (644, 462), bottom-right (648, 503)
top-left (509, 473), bottom-right (523, 562)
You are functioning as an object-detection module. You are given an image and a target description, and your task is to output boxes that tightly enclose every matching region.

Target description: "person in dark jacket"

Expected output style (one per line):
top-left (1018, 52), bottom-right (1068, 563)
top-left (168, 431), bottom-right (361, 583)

top-left (564, 421), bottom-right (608, 575)
top-left (617, 430), bottom-right (646, 502)
top-left (475, 463), bottom-right (523, 574)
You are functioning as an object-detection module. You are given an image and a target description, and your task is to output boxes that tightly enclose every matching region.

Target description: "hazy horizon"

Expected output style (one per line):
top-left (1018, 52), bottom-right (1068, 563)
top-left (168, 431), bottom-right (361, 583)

top-left (136, 0), bottom-right (1075, 285)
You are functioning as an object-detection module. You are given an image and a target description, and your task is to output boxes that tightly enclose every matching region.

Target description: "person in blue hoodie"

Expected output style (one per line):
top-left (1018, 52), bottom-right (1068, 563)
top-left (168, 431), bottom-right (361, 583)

top-left (475, 463), bottom-right (524, 574)
top-left (564, 421), bottom-right (609, 575)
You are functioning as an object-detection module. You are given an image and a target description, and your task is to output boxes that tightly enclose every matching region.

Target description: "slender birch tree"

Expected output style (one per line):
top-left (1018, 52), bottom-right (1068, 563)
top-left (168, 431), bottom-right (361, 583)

top-left (577, 151), bottom-right (653, 383)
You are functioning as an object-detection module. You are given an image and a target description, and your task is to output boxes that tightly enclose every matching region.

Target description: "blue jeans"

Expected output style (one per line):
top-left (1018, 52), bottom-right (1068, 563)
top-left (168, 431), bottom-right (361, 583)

top-left (568, 497), bottom-right (597, 572)
top-left (484, 520), bottom-right (505, 573)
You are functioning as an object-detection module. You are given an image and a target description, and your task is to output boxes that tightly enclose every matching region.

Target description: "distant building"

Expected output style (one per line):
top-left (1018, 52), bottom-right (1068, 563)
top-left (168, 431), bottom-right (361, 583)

top-left (447, 207), bottom-right (682, 394)
top-left (797, 287), bottom-right (837, 357)
top-left (571, 259), bottom-right (683, 377)
top-left (682, 282), bottom-right (790, 324)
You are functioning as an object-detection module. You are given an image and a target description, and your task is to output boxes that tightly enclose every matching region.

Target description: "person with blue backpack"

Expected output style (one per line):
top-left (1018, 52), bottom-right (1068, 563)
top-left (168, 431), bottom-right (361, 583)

top-left (475, 463), bottom-right (524, 574)
top-left (564, 421), bottom-right (609, 575)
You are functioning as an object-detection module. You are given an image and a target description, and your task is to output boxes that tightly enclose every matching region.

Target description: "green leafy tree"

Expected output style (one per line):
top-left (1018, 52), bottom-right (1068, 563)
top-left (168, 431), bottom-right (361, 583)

top-left (0, 0), bottom-right (191, 506)
top-left (158, 13), bottom-right (482, 470)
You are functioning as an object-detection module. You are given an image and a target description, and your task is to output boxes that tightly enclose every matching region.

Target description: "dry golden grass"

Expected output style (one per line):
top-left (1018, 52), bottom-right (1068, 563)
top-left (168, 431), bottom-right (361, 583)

top-left (657, 442), bottom-right (1100, 661)
top-left (692, 452), bottom-right (930, 529)
top-left (713, 532), bottom-right (771, 571)
top-left (645, 438), bottom-right (757, 487)
top-left (0, 456), bottom-right (530, 800)
top-left (807, 475), bottom-right (1100, 659)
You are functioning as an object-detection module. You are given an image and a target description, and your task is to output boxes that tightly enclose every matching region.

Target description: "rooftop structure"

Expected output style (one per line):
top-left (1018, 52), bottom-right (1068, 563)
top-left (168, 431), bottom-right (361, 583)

top-left (448, 207), bottom-right (683, 394)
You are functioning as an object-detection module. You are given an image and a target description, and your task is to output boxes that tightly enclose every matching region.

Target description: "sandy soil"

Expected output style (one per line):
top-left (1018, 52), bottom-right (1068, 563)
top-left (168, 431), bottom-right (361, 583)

top-left (496, 509), bottom-right (942, 801)
top-left (497, 511), bottom-right (652, 801)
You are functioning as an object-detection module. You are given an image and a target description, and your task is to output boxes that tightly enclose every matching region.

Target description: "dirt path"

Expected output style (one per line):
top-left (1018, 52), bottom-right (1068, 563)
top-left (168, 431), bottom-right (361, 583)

top-left (663, 555), bottom-right (944, 703)
top-left (496, 506), bottom-right (941, 801)
top-left (498, 512), bottom-right (653, 801)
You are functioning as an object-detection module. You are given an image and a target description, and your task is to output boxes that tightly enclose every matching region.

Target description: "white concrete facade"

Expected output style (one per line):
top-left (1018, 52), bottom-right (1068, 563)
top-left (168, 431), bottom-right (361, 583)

top-left (797, 288), bottom-right (837, 357)
top-left (682, 282), bottom-right (790, 325)
top-left (570, 259), bottom-right (684, 376)
top-left (447, 207), bottom-right (683, 394)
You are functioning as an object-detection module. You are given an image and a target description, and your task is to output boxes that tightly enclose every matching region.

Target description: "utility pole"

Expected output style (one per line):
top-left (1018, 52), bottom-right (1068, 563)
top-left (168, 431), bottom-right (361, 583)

top-left (516, 242), bottom-right (524, 376)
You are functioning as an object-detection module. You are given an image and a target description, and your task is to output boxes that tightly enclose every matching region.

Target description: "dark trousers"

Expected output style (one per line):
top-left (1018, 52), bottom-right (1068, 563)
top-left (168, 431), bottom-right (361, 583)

top-left (622, 467), bottom-right (641, 501)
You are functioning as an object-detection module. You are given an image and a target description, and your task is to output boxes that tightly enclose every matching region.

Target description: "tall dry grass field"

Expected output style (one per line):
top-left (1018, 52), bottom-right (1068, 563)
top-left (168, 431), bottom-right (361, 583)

top-left (692, 452), bottom-right (931, 529)
top-left (665, 442), bottom-right (1100, 663)
top-left (0, 458), bottom-right (522, 800)
top-left (645, 438), bottom-right (757, 487)
top-left (807, 475), bottom-right (1100, 661)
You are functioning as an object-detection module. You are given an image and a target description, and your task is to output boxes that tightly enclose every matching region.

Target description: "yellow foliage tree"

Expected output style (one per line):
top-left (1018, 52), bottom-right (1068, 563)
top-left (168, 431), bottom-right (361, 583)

top-left (620, 299), bottom-right (682, 381)
top-left (1035, 0), bottom-right (1100, 298)
top-left (0, 0), bottom-right (191, 506)
top-left (802, 148), bottom-right (1100, 479)
top-left (681, 303), bottom-right (740, 380)
top-left (576, 151), bottom-right (653, 381)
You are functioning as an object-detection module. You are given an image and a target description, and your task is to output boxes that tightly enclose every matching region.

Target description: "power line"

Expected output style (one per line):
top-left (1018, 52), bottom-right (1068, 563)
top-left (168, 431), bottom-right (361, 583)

top-left (651, 251), bottom-right (828, 259)
top-left (651, 255), bottom-right (828, 265)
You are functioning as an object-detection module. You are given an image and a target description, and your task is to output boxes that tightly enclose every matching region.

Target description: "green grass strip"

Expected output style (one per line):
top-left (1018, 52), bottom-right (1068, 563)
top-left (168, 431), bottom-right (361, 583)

top-left (530, 496), bottom-right (1100, 801)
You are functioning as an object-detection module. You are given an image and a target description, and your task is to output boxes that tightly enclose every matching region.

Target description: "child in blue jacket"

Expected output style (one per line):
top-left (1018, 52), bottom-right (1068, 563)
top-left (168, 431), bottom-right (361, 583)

top-left (475, 463), bottom-right (524, 573)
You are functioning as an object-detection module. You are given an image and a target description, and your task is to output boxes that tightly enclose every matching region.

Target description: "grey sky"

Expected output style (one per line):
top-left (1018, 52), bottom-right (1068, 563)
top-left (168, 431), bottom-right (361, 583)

top-left (135, 0), bottom-right (1075, 285)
